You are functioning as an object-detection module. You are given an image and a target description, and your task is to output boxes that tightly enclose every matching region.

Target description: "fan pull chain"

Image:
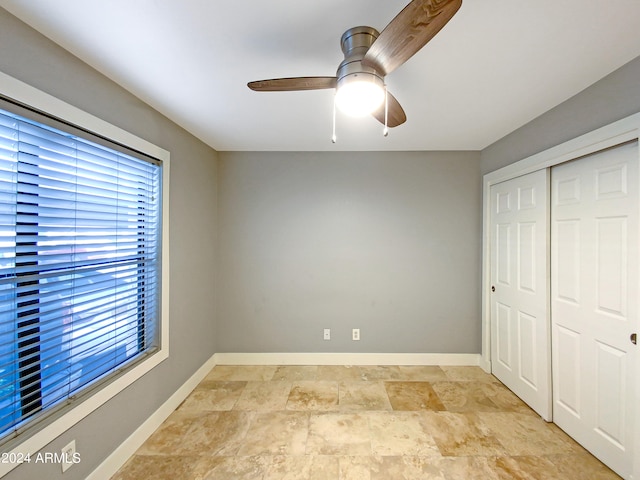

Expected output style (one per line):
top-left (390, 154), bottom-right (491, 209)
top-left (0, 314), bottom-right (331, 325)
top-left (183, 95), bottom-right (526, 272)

top-left (331, 94), bottom-right (337, 143)
top-left (383, 85), bottom-right (389, 137)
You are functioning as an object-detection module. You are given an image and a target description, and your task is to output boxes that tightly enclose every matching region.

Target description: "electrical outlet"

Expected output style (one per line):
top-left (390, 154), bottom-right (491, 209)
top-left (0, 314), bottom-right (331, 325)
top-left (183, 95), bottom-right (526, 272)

top-left (61, 440), bottom-right (76, 473)
top-left (352, 328), bottom-right (360, 341)
top-left (324, 328), bottom-right (331, 340)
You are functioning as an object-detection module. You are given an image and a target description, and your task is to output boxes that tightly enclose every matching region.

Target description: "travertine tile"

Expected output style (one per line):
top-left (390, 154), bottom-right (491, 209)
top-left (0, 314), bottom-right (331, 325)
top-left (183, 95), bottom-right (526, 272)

top-left (190, 411), bottom-right (255, 456)
top-left (358, 365), bottom-right (403, 381)
top-left (384, 381), bottom-right (446, 411)
top-left (370, 456), bottom-right (444, 480)
top-left (420, 411), bottom-right (507, 457)
top-left (338, 381), bottom-right (392, 411)
top-left (286, 381), bottom-right (339, 411)
top-left (264, 455), bottom-right (339, 480)
top-left (546, 452), bottom-right (623, 479)
top-left (368, 455), bottom-right (517, 480)
top-left (480, 381), bottom-right (537, 414)
top-left (306, 413), bottom-right (371, 455)
top-left (368, 411), bottom-right (440, 456)
top-left (272, 365), bottom-right (318, 381)
top-left (138, 410), bottom-right (254, 456)
top-left (238, 411), bottom-right (309, 456)
top-left (441, 365), bottom-right (499, 383)
top-left (316, 365), bottom-right (363, 381)
top-left (178, 380), bottom-right (246, 412)
top-left (111, 454), bottom-right (200, 480)
top-left (397, 365), bottom-right (448, 382)
top-left (493, 455), bottom-right (564, 480)
top-left (478, 412), bottom-right (576, 456)
top-left (234, 381), bottom-right (292, 411)
top-left (193, 455), bottom-right (267, 480)
top-left (136, 411), bottom-right (202, 455)
top-left (111, 365), bottom-right (622, 480)
top-left (431, 381), bottom-right (502, 412)
top-left (454, 456), bottom-right (533, 480)
top-left (367, 456), bottom-right (431, 480)
top-left (338, 456), bottom-right (374, 480)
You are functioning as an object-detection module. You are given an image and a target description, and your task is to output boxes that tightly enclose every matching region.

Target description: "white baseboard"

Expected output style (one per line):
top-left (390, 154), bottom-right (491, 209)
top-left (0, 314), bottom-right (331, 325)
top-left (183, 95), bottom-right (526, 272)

top-left (87, 354), bottom-right (217, 480)
top-left (479, 355), bottom-right (492, 373)
top-left (213, 352), bottom-right (481, 366)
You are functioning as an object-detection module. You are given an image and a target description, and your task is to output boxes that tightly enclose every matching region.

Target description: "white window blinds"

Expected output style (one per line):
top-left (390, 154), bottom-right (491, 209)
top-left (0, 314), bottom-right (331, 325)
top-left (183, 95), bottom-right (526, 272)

top-left (0, 105), bottom-right (161, 444)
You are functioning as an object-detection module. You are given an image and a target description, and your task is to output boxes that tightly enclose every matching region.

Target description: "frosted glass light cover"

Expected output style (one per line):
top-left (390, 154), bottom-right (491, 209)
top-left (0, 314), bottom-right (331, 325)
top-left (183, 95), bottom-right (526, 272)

top-left (335, 80), bottom-right (385, 117)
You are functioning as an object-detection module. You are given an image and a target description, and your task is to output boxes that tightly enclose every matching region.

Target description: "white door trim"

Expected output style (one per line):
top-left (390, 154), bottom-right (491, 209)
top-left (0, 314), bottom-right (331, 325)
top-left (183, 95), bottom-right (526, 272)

top-left (481, 112), bottom-right (640, 480)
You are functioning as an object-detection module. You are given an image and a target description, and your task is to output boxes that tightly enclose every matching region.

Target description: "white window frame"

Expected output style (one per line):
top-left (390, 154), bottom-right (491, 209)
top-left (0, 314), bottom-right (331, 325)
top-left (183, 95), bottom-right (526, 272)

top-left (0, 71), bottom-right (170, 477)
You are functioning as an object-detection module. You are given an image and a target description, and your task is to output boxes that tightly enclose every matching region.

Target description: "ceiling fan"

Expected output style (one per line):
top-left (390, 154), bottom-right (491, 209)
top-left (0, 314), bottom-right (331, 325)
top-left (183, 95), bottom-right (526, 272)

top-left (248, 0), bottom-right (462, 135)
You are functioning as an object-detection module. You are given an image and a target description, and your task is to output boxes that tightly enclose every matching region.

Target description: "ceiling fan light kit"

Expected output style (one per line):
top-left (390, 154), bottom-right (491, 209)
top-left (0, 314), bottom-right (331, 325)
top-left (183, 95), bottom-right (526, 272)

top-left (247, 0), bottom-right (463, 140)
top-left (334, 76), bottom-right (385, 117)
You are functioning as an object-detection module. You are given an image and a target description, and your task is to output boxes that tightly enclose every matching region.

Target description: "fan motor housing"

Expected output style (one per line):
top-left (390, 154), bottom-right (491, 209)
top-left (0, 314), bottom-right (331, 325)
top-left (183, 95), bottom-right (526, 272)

top-left (336, 26), bottom-right (385, 92)
top-left (340, 26), bottom-right (379, 57)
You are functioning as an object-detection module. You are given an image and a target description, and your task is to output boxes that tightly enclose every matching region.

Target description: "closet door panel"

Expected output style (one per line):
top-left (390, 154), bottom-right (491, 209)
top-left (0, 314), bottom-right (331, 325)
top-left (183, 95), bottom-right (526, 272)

top-left (490, 169), bottom-right (550, 419)
top-left (551, 141), bottom-right (638, 479)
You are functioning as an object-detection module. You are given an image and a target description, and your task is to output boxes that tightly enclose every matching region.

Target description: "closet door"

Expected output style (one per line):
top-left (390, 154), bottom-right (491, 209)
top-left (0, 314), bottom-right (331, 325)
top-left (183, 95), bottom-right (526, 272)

top-left (551, 141), bottom-right (638, 478)
top-left (490, 169), bottom-right (551, 419)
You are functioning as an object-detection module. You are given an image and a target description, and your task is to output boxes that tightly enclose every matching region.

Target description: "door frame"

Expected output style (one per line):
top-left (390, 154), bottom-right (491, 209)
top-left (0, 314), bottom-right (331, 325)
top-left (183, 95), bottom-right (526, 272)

top-left (481, 112), bottom-right (640, 478)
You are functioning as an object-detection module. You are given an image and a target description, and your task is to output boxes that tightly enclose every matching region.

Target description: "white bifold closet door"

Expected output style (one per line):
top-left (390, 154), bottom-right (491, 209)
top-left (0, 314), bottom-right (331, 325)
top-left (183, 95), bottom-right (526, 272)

top-left (551, 141), bottom-right (638, 479)
top-left (490, 169), bottom-right (551, 420)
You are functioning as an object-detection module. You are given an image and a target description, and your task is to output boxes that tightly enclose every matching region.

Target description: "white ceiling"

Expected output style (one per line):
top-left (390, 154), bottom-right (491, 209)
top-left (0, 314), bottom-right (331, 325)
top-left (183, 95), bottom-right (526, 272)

top-left (2, 0), bottom-right (640, 152)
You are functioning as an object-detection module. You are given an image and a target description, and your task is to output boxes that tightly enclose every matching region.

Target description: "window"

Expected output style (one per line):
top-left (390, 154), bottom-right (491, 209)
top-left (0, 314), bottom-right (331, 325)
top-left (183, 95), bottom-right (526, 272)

top-left (0, 102), bottom-right (162, 447)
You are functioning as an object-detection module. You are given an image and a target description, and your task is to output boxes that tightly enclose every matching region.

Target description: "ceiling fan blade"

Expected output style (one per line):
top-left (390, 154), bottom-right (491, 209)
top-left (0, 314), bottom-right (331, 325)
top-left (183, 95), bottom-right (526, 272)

top-left (362, 0), bottom-right (462, 76)
top-left (372, 91), bottom-right (407, 128)
top-left (248, 77), bottom-right (337, 92)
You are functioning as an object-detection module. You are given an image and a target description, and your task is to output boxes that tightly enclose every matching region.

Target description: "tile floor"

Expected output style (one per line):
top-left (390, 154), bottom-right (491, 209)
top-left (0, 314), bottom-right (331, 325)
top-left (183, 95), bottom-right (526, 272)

top-left (111, 365), bottom-right (621, 479)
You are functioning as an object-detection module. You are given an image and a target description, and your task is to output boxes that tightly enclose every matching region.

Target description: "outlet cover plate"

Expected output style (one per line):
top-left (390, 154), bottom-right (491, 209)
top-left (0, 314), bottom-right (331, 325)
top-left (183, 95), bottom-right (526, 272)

top-left (61, 439), bottom-right (76, 473)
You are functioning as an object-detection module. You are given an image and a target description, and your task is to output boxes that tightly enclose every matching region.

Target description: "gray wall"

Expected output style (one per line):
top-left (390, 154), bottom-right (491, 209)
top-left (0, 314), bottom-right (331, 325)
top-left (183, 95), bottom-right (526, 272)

top-left (0, 10), bottom-right (218, 480)
top-left (217, 151), bottom-right (482, 354)
top-left (481, 55), bottom-right (640, 174)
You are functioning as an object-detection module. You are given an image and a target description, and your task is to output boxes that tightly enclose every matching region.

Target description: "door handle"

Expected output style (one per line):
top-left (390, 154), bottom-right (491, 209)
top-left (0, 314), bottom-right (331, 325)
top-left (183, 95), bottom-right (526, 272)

top-left (631, 333), bottom-right (637, 345)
